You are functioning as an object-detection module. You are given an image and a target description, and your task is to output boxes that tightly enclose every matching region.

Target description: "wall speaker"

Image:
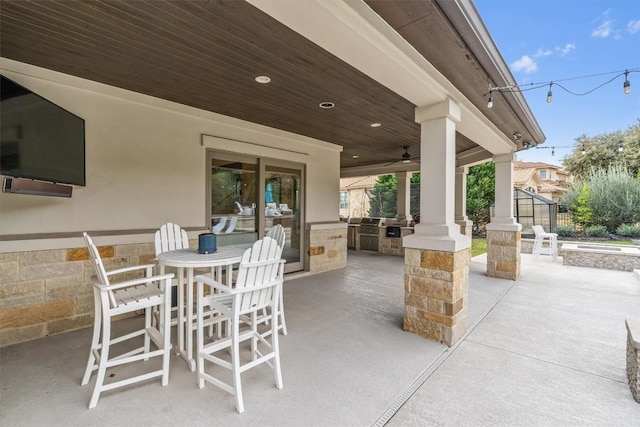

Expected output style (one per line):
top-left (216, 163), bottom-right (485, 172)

top-left (2, 177), bottom-right (72, 197)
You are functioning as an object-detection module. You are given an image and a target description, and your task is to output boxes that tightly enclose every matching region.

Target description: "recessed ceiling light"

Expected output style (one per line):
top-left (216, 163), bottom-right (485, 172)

top-left (370, 123), bottom-right (381, 127)
top-left (255, 75), bottom-right (271, 84)
top-left (319, 102), bottom-right (335, 109)
top-left (352, 155), bottom-right (359, 159)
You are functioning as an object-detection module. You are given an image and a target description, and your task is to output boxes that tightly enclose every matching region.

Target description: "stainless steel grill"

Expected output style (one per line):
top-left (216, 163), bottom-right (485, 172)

top-left (359, 218), bottom-right (383, 251)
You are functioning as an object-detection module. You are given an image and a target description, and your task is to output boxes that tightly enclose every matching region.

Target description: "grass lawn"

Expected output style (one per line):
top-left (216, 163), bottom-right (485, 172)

top-left (471, 238), bottom-right (487, 257)
top-left (468, 236), bottom-right (635, 258)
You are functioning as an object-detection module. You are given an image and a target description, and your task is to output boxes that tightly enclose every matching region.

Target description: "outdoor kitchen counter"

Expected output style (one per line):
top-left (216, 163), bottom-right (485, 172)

top-left (379, 225), bottom-right (414, 256)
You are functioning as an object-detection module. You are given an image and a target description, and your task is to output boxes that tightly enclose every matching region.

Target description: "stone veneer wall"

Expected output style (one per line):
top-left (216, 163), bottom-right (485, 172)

top-left (306, 223), bottom-right (348, 273)
top-left (487, 230), bottom-right (521, 280)
top-left (404, 247), bottom-right (469, 346)
top-left (0, 241), bottom-right (157, 347)
top-left (379, 227), bottom-right (414, 256)
top-left (627, 319), bottom-right (640, 403)
top-left (562, 247), bottom-right (640, 271)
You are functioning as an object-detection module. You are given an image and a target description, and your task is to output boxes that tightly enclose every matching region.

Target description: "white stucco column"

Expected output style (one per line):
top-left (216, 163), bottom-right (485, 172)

top-left (455, 166), bottom-right (473, 236)
top-left (489, 153), bottom-right (519, 227)
top-left (486, 152), bottom-right (522, 280)
top-left (403, 99), bottom-right (470, 346)
top-left (395, 171), bottom-right (411, 221)
top-left (403, 99), bottom-right (470, 252)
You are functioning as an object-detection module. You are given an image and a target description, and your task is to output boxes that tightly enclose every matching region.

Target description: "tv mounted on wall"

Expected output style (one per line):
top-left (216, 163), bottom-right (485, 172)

top-left (1, 74), bottom-right (86, 195)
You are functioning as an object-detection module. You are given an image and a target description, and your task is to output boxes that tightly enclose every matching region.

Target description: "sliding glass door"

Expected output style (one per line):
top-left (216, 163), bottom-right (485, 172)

top-left (264, 163), bottom-right (303, 271)
top-left (207, 151), bottom-right (304, 273)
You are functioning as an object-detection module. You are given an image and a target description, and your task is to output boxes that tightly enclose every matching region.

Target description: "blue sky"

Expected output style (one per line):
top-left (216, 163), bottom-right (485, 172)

top-left (474, 0), bottom-right (640, 166)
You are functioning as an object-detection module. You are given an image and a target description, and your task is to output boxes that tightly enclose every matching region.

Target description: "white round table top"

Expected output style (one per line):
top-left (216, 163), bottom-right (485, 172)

top-left (156, 245), bottom-right (248, 268)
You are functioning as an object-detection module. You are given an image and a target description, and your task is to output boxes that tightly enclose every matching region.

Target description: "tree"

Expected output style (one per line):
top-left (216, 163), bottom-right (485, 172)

top-left (466, 162), bottom-right (495, 234)
top-left (561, 120), bottom-right (640, 180)
top-left (573, 183), bottom-right (592, 227)
top-left (368, 174), bottom-right (397, 217)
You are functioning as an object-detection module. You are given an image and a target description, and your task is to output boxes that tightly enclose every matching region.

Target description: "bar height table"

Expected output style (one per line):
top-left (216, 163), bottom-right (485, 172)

top-left (156, 245), bottom-right (247, 370)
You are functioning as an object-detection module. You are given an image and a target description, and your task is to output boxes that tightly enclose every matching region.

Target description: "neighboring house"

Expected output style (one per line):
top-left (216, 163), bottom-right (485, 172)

top-left (339, 176), bottom-right (377, 218)
top-left (513, 161), bottom-right (573, 203)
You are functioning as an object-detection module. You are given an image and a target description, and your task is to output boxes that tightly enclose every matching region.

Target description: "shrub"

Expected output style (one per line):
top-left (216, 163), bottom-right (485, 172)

top-left (561, 166), bottom-right (640, 232)
top-left (587, 167), bottom-right (640, 231)
top-left (553, 225), bottom-right (576, 237)
top-left (616, 223), bottom-right (640, 237)
top-left (585, 225), bottom-right (608, 237)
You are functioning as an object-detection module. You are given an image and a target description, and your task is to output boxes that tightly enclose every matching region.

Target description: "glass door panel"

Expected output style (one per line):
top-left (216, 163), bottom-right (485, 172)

top-left (209, 156), bottom-right (258, 243)
top-left (264, 164), bottom-right (303, 273)
top-left (208, 150), bottom-right (304, 272)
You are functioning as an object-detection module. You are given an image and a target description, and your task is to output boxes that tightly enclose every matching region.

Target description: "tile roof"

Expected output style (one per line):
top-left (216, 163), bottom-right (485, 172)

top-left (340, 176), bottom-right (378, 189)
top-left (514, 161), bottom-right (562, 170)
top-left (513, 168), bottom-right (537, 185)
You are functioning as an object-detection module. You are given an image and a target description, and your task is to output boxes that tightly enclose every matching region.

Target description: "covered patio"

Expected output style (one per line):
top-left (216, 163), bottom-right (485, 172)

top-left (2, 251), bottom-right (638, 425)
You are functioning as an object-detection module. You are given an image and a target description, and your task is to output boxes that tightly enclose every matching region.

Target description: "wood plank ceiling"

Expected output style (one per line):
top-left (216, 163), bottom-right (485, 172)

top-left (0, 0), bottom-right (531, 172)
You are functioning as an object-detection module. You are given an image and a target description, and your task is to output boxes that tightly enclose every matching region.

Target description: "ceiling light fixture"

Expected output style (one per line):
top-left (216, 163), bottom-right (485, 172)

top-left (513, 133), bottom-right (522, 141)
top-left (370, 123), bottom-right (381, 128)
top-left (623, 70), bottom-right (631, 94)
top-left (319, 102), bottom-right (335, 109)
top-left (352, 155), bottom-right (359, 159)
top-left (254, 75), bottom-right (271, 84)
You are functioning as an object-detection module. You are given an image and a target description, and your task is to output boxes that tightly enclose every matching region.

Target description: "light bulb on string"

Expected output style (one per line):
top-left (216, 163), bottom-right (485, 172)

top-left (546, 82), bottom-right (553, 103)
top-left (623, 70), bottom-right (631, 94)
top-left (487, 90), bottom-right (493, 108)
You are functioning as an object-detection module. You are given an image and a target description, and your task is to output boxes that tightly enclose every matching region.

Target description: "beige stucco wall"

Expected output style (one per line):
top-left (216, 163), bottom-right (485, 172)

top-left (0, 59), bottom-right (341, 252)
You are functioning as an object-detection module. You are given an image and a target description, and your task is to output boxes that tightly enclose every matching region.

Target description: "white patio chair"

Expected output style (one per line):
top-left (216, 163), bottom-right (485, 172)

top-left (155, 223), bottom-right (221, 338)
top-left (195, 236), bottom-right (284, 413)
top-left (81, 232), bottom-right (173, 409)
top-left (211, 217), bottom-right (228, 234)
top-left (263, 224), bottom-right (288, 335)
top-left (532, 225), bottom-right (558, 261)
top-left (224, 216), bottom-right (238, 233)
top-left (154, 222), bottom-right (190, 327)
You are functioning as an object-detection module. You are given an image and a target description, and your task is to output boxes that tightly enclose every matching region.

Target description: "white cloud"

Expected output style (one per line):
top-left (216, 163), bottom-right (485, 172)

top-left (511, 55), bottom-right (538, 74)
top-left (628, 20), bottom-right (640, 34)
top-left (556, 43), bottom-right (576, 56)
top-left (592, 19), bottom-right (613, 38)
top-left (533, 48), bottom-right (553, 58)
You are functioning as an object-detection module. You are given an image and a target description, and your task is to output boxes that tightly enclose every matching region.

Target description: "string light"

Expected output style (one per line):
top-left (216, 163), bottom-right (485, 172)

top-left (623, 70), bottom-right (631, 94)
top-left (535, 145), bottom-right (573, 156)
top-left (580, 141), bottom-right (625, 155)
top-left (485, 68), bottom-right (638, 107)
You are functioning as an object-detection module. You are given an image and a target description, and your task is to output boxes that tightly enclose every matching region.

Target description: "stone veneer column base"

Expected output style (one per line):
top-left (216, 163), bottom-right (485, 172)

top-left (404, 247), bottom-right (469, 346)
top-left (486, 227), bottom-right (521, 280)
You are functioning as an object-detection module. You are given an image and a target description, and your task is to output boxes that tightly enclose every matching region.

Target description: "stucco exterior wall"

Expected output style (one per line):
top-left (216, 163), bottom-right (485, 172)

top-left (0, 59), bottom-right (341, 252)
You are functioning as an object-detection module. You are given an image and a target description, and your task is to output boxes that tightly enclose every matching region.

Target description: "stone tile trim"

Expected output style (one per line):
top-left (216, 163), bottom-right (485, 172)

top-left (626, 318), bottom-right (640, 403)
top-left (487, 229), bottom-right (521, 281)
top-left (404, 247), bottom-right (469, 346)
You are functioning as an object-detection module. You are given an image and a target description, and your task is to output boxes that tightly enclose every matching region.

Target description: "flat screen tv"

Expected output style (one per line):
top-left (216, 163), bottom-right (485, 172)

top-left (1, 75), bottom-right (85, 186)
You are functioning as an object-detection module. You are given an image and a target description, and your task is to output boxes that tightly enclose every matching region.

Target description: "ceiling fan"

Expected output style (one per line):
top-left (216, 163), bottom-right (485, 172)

top-left (383, 145), bottom-right (419, 166)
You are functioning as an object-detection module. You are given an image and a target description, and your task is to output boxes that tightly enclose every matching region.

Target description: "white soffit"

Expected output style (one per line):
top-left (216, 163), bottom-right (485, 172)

top-left (249, 0), bottom-right (514, 155)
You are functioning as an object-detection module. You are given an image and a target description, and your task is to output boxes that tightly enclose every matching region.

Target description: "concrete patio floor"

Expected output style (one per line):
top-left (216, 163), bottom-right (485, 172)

top-left (1, 250), bottom-right (639, 426)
